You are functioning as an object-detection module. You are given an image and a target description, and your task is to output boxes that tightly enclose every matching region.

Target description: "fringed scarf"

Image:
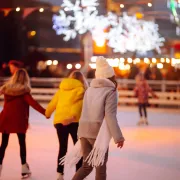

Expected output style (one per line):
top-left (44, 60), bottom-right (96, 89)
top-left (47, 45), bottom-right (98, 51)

top-left (60, 119), bottom-right (112, 167)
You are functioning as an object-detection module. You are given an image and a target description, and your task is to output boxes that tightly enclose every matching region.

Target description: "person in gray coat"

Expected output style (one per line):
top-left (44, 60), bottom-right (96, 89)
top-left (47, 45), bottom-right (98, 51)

top-left (72, 56), bottom-right (125, 180)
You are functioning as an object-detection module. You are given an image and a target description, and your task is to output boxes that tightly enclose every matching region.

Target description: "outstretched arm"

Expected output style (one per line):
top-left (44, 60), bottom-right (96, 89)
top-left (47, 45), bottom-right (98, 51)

top-left (105, 90), bottom-right (125, 144)
top-left (45, 91), bottom-right (59, 118)
top-left (24, 93), bottom-right (45, 115)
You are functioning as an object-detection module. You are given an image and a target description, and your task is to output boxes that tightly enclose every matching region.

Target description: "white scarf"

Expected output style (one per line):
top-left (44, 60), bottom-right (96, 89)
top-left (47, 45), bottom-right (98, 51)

top-left (60, 120), bottom-right (111, 167)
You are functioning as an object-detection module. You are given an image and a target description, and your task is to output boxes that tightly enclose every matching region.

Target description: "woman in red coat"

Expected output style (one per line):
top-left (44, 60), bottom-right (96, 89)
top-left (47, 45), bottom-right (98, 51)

top-left (0, 69), bottom-right (45, 178)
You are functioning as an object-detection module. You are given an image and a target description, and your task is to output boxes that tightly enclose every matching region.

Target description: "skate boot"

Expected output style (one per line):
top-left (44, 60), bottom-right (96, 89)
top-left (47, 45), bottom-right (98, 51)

top-left (144, 118), bottom-right (149, 125)
top-left (57, 173), bottom-right (64, 180)
top-left (21, 163), bottom-right (31, 178)
top-left (0, 165), bottom-right (2, 177)
top-left (137, 118), bottom-right (144, 126)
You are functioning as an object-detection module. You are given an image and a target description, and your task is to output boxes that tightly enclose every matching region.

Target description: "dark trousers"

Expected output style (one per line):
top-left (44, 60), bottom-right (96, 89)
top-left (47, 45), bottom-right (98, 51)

top-left (138, 103), bottom-right (147, 118)
top-left (72, 138), bottom-right (108, 180)
top-left (0, 133), bottom-right (26, 165)
top-left (55, 123), bottom-right (82, 174)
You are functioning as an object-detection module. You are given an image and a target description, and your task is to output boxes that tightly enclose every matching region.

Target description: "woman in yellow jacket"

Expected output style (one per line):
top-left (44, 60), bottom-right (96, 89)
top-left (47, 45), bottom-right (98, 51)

top-left (45, 71), bottom-right (88, 180)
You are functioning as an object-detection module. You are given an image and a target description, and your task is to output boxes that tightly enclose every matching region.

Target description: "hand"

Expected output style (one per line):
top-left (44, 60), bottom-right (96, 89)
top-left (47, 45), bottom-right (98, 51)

top-left (116, 141), bottom-right (124, 149)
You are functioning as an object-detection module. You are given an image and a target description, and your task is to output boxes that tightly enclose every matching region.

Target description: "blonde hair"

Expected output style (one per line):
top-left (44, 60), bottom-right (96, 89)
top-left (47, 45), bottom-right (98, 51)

top-left (69, 71), bottom-right (89, 90)
top-left (9, 69), bottom-right (30, 88)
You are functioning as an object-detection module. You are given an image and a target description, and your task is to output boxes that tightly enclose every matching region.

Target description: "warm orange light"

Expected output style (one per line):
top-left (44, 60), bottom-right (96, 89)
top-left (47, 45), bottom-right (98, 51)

top-left (39, 8), bottom-right (44, 12)
top-left (93, 29), bottom-right (107, 54)
top-left (30, 31), bottom-right (36, 36)
top-left (136, 12), bottom-right (144, 19)
top-left (27, 31), bottom-right (36, 38)
top-left (175, 52), bottom-right (180, 59)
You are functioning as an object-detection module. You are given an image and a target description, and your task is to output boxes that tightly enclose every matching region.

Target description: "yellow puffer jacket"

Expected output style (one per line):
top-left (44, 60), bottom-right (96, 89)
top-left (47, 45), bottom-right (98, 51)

top-left (45, 78), bottom-right (85, 125)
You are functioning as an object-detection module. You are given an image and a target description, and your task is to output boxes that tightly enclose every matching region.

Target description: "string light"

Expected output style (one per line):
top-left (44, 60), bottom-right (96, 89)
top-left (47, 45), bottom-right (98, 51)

top-left (152, 58), bottom-right (157, 63)
top-left (46, 60), bottom-right (52, 66)
top-left (166, 58), bottom-right (170, 63)
top-left (39, 8), bottom-right (44, 12)
top-left (53, 60), bottom-right (58, 65)
top-left (67, 64), bottom-right (72, 69)
top-left (157, 63), bottom-right (163, 69)
top-left (89, 63), bottom-right (96, 69)
top-left (125, 64), bottom-right (131, 70)
top-left (148, 3), bottom-right (152, 7)
top-left (120, 58), bottom-right (125, 63)
top-left (91, 56), bottom-right (97, 62)
top-left (119, 63), bottom-right (125, 70)
top-left (87, 57), bottom-right (180, 69)
top-left (144, 58), bottom-right (150, 64)
top-left (30, 31), bottom-right (36, 36)
top-left (134, 58), bottom-right (141, 64)
top-left (107, 58), bottom-right (119, 67)
top-left (120, 4), bottom-right (124, 8)
top-left (75, 63), bottom-right (81, 69)
top-left (160, 58), bottom-right (165, 63)
top-left (16, 7), bottom-right (20, 12)
top-left (127, 58), bottom-right (133, 63)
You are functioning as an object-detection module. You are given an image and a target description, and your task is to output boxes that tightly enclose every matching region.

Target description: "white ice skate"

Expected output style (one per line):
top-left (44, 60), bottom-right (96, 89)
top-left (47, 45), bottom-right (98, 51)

top-left (57, 173), bottom-right (64, 180)
top-left (21, 163), bottom-right (31, 179)
top-left (0, 165), bottom-right (2, 177)
top-left (143, 118), bottom-right (149, 125)
top-left (137, 118), bottom-right (144, 126)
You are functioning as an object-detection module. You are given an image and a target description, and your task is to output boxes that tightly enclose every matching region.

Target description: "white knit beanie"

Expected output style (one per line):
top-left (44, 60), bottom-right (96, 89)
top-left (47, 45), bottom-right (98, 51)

top-left (95, 56), bottom-right (115, 79)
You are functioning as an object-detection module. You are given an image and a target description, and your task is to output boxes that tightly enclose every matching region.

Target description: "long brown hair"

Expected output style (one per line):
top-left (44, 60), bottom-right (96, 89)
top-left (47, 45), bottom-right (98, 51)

top-left (69, 71), bottom-right (89, 89)
top-left (10, 69), bottom-right (30, 86)
top-left (107, 76), bottom-right (117, 89)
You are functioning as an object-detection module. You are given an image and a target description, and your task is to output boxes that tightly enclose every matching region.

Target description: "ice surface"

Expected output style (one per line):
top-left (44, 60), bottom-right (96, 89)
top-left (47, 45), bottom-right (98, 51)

top-left (0, 107), bottom-right (180, 180)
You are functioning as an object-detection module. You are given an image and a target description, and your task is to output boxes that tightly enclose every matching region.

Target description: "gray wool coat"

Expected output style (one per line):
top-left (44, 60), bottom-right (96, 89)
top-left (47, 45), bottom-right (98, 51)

top-left (78, 78), bottom-right (124, 143)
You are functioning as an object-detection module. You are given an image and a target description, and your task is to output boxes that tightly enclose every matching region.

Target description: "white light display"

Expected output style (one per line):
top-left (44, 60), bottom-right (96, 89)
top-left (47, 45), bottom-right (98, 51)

top-left (53, 0), bottom-right (165, 54)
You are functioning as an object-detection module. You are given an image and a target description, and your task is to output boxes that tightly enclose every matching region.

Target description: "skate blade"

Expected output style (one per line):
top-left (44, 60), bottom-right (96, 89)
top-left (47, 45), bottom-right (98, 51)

top-left (21, 173), bottom-right (31, 179)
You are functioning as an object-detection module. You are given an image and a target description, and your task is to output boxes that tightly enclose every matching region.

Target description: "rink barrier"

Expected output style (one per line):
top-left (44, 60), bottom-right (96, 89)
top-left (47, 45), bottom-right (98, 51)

top-left (0, 88), bottom-right (179, 107)
top-left (0, 78), bottom-right (180, 92)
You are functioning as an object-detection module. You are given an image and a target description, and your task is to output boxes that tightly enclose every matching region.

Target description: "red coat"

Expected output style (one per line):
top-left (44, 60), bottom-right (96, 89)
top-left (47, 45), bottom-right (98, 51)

top-left (134, 81), bottom-right (155, 104)
top-left (0, 93), bottom-right (45, 133)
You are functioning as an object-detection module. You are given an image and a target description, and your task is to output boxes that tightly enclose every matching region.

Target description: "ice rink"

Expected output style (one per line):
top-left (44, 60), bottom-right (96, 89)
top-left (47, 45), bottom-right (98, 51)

top-left (0, 107), bottom-right (180, 180)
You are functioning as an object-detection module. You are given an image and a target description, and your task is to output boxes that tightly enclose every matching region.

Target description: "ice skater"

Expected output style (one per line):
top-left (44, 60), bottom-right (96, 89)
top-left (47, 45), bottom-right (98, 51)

top-left (8, 60), bottom-right (23, 75)
top-left (0, 69), bottom-right (45, 178)
top-left (45, 71), bottom-right (88, 180)
top-left (72, 57), bottom-right (125, 180)
top-left (134, 72), bottom-right (157, 125)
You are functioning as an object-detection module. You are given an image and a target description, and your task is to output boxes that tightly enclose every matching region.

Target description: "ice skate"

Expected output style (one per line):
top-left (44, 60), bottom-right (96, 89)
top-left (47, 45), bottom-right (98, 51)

top-left (137, 118), bottom-right (144, 126)
top-left (57, 172), bottom-right (64, 180)
top-left (0, 165), bottom-right (2, 177)
top-left (144, 118), bottom-right (149, 125)
top-left (21, 163), bottom-right (31, 179)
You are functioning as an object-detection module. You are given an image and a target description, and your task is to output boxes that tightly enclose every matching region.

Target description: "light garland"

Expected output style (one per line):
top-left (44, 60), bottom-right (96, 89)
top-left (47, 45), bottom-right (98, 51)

top-left (53, 0), bottom-right (165, 54)
top-left (89, 56), bottom-right (180, 69)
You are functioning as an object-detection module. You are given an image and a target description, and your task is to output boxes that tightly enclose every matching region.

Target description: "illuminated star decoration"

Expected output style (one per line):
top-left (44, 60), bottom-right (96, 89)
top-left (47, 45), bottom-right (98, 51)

top-left (52, 0), bottom-right (165, 54)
